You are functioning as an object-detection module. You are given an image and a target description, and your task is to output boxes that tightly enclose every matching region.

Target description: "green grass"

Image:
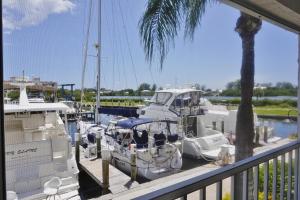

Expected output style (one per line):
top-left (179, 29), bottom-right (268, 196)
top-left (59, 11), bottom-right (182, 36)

top-left (254, 106), bottom-right (297, 116)
top-left (227, 105), bottom-right (297, 116)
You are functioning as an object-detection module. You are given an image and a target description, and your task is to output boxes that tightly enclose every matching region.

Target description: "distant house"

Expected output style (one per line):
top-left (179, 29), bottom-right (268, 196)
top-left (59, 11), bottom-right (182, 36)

top-left (141, 89), bottom-right (152, 96)
top-left (253, 86), bottom-right (267, 90)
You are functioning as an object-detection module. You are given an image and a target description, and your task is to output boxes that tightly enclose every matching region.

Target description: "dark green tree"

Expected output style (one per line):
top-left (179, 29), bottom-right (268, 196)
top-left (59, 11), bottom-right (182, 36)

top-left (151, 84), bottom-right (157, 91)
top-left (137, 83), bottom-right (151, 91)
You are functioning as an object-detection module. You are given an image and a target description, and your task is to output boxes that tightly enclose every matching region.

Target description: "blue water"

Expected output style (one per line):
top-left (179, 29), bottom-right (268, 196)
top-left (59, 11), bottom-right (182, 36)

top-left (68, 114), bottom-right (114, 144)
top-left (258, 118), bottom-right (297, 138)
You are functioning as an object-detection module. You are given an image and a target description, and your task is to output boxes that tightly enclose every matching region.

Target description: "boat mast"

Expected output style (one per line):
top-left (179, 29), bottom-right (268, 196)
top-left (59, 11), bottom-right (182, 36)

top-left (95, 0), bottom-right (101, 124)
top-left (80, 0), bottom-right (93, 112)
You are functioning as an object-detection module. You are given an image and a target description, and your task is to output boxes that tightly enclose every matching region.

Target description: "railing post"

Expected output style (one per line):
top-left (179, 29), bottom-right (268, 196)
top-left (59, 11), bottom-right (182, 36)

top-left (216, 181), bottom-right (222, 200)
top-left (254, 166), bottom-right (259, 200)
top-left (264, 161), bottom-right (269, 200)
top-left (96, 131), bottom-right (101, 158)
top-left (242, 170), bottom-right (248, 200)
top-left (280, 154), bottom-right (285, 200)
top-left (131, 144), bottom-right (137, 181)
top-left (199, 187), bottom-right (206, 200)
top-left (75, 132), bottom-right (80, 164)
top-left (231, 176), bottom-right (235, 200)
top-left (102, 149), bottom-right (110, 195)
top-left (272, 158), bottom-right (277, 200)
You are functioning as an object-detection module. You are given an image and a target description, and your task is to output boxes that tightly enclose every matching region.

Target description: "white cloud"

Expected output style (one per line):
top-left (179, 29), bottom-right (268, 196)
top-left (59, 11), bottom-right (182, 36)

top-left (3, 0), bottom-right (75, 31)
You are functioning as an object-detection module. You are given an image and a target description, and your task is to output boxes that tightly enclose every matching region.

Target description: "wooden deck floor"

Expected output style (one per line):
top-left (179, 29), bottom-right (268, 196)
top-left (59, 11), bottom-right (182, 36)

top-left (79, 157), bottom-right (139, 195)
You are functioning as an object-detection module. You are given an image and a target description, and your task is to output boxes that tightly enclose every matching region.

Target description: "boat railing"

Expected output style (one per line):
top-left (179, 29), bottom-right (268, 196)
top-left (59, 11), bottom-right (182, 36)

top-left (132, 140), bottom-right (300, 200)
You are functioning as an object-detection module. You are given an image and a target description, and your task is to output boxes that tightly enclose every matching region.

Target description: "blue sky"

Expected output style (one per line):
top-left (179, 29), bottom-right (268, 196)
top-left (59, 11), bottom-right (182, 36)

top-left (3, 0), bottom-right (298, 90)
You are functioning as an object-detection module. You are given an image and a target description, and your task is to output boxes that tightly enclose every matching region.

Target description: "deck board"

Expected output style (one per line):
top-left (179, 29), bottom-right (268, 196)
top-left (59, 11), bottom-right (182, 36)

top-left (79, 157), bottom-right (139, 195)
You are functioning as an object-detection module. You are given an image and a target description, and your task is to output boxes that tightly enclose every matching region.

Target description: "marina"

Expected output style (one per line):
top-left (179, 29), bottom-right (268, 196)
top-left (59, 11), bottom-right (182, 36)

top-left (1, 0), bottom-right (300, 199)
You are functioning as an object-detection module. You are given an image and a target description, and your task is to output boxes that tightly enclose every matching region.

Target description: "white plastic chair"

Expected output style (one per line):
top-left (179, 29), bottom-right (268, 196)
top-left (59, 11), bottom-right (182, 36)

top-left (7, 191), bottom-right (18, 200)
top-left (43, 177), bottom-right (62, 200)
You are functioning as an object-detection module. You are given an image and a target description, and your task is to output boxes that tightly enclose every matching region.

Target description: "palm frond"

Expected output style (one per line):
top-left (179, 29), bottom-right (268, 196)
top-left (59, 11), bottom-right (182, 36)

top-left (139, 0), bottom-right (182, 69)
top-left (183, 0), bottom-right (212, 39)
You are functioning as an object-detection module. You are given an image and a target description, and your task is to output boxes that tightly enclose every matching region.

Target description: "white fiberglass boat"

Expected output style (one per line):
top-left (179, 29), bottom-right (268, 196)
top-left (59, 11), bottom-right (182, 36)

top-left (79, 117), bottom-right (183, 180)
top-left (5, 83), bottom-right (79, 199)
top-left (138, 88), bottom-right (279, 159)
top-left (60, 100), bottom-right (77, 114)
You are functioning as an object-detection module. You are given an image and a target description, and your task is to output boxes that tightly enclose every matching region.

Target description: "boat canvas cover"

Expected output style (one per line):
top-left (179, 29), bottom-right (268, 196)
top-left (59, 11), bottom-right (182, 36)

top-left (116, 118), bottom-right (178, 129)
top-left (116, 118), bottom-right (154, 129)
top-left (4, 103), bottom-right (69, 113)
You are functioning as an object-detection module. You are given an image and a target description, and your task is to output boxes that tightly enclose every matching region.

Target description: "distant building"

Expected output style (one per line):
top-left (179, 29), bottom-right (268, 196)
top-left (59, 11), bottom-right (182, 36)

top-left (253, 86), bottom-right (267, 90)
top-left (4, 76), bottom-right (58, 93)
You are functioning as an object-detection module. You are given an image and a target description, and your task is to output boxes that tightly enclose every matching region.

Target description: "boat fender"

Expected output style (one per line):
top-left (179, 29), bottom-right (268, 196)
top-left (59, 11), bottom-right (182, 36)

top-left (170, 150), bottom-right (181, 169)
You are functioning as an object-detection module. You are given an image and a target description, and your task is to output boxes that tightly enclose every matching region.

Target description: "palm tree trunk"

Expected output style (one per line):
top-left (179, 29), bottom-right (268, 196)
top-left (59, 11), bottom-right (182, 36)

top-left (236, 33), bottom-right (255, 161)
top-left (234, 13), bottom-right (261, 200)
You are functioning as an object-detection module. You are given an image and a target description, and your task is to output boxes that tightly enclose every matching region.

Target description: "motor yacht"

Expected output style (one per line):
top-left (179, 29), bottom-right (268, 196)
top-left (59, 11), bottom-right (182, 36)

top-left (5, 83), bottom-right (79, 199)
top-left (138, 88), bottom-right (279, 159)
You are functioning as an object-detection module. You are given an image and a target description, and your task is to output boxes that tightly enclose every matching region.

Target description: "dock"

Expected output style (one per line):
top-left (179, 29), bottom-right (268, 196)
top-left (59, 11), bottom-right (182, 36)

top-left (79, 156), bottom-right (139, 196)
top-left (97, 138), bottom-right (293, 200)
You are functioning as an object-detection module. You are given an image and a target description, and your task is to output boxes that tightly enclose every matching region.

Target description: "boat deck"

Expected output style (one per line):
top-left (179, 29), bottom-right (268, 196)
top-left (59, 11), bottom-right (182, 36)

top-left (79, 157), bottom-right (140, 195)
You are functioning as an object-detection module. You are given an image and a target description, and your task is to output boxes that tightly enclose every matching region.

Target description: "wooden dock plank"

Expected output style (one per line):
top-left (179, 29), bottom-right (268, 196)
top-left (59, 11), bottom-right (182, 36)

top-left (79, 157), bottom-right (139, 195)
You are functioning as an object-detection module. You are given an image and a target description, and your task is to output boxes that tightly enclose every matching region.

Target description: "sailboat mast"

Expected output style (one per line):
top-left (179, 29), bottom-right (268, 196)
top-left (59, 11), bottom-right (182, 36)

top-left (95, 0), bottom-right (101, 124)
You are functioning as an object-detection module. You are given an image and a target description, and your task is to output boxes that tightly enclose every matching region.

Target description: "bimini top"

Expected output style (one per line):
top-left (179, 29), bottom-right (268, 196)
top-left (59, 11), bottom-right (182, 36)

top-left (116, 118), bottom-right (155, 129)
top-left (116, 118), bottom-right (177, 129)
top-left (4, 103), bottom-right (69, 113)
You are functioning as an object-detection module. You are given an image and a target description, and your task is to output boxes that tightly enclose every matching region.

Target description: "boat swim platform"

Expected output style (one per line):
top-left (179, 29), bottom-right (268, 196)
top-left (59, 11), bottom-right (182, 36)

top-left (79, 157), bottom-right (140, 196)
top-left (96, 138), bottom-right (292, 200)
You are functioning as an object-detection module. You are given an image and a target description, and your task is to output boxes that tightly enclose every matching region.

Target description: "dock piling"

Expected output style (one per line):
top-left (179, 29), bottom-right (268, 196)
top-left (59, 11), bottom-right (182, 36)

top-left (96, 131), bottom-right (101, 158)
top-left (130, 144), bottom-right (137, 181)
top-left (212, 121), bottom-right (217, 130)
top-left (221, 121), bottom-right (225, 133)
top-left (263, 126), bottom-right (268, 143)
top-left (255, 126), bottom-right (260, 145)
top-left (75, 132), bottom-right (80, 164)
top-left (102, 149), bottom-right (110, 195)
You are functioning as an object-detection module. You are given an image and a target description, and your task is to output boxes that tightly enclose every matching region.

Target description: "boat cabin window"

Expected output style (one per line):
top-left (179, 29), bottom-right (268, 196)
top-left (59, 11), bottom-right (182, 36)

top-left (170, 92), bottom-right (201, 114)
top-left (150, 92), bottom-right (172, 105)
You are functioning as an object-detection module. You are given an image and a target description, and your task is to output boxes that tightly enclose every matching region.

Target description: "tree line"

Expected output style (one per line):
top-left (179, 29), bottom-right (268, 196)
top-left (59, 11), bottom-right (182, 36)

top-left (221, 80), bottom-right (297, 97)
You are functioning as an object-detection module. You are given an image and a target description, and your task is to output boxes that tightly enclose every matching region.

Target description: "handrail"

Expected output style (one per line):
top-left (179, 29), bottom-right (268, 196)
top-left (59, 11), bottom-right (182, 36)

top-left (133, 140), bottom-right (300, 200)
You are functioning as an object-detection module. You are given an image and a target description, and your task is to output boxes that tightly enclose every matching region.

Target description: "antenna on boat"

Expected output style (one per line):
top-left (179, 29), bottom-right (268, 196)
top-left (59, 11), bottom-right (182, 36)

top-left (95, 0), bottom-right (101, 124)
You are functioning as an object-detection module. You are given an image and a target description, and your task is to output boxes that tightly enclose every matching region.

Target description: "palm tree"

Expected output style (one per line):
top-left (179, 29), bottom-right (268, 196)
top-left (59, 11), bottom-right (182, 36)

top-left (139, 1), bottom-right (261, 199)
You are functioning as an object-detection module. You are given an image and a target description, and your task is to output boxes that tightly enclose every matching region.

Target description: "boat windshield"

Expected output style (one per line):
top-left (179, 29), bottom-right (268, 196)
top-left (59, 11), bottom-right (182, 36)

top-left (150, 92), bottom-right (172, 105)
top-left (170, 91), bottom-right (201, 115)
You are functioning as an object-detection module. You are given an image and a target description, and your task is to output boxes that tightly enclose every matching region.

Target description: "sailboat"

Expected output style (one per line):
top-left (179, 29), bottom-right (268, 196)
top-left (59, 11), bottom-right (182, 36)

top-left (4, 79), bottom-right (79, 199)
top-left (77, 0), bottom-right (183, 180)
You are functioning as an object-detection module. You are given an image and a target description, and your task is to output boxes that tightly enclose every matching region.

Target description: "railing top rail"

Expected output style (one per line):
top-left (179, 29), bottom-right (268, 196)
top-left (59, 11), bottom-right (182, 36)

top-left (133, 140), bottom-right (300, 200)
